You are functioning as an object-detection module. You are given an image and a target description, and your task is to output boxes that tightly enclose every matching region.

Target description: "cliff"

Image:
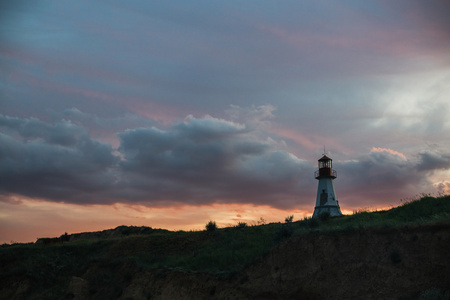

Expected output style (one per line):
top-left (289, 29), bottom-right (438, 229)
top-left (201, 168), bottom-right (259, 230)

top-left (92, 223), bottom-right (449, 300)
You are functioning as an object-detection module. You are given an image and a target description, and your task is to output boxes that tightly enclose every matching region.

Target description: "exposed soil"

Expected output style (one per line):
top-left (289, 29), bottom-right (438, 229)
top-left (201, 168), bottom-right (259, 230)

top-left (64, 223), bottom-right (450, 300)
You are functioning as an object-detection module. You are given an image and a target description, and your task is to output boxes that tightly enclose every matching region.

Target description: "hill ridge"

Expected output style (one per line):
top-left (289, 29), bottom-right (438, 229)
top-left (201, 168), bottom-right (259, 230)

top-left (1, 195), bottom-right (449, 299)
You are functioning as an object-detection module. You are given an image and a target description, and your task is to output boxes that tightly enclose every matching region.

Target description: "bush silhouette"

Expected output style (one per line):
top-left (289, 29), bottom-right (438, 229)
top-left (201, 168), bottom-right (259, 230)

top-left (285, 215), bottom-right (294, 223)
top-left (236, 222), bottom-right (247, 228)
top-left (60, 232), bottom-right (70, 242)
top-left (205, 220), bottom-right (217, 231)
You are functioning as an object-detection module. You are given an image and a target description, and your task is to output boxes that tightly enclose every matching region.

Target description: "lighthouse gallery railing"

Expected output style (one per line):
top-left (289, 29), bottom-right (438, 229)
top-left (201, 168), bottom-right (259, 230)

top-left (314, 169), bottom-right (337, 178)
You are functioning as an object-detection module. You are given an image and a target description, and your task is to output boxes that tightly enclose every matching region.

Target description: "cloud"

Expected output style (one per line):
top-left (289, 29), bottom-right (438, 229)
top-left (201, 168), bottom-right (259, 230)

top-left (1, 110), bottom-right (449, 210)
top-left (370, 147), bottom-right (406, 160)
top-left (0, 115), bottom-right (117, 202)
top-left (0, 115), bottom-right (86, 146)
top-left (417, 151), bottom-right (450, 172)
top-left (434, 181), bottom-right (450, 194)
top-left (335, 147), bottom-right (450, 208)
top-left (118, 113), bottom-right (311, 207)
top-left (225, 104), bottom-right (276, 131)
top-left (0, 110), bottom-right (311, 208)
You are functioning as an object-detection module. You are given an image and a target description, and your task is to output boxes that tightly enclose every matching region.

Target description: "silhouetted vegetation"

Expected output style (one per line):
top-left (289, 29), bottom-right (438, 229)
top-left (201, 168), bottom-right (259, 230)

top-left (301, 216), bottom-right (319, 229)
top-left (293, 194), bottom-right (450, 235)
top-left (285, 215), bottom-right (294, 223)
top-left (257, 217), bottom-right (266, 225)
top-left (205, 220), bottom-right (218, 232)
top-left (60, 232), bottom-right (70, 242)
top-left (235, 221), bottom-right (247, 228)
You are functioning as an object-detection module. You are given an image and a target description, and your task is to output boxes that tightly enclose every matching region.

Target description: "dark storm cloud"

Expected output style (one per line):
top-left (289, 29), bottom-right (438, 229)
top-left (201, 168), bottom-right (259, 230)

top-left (0, 111), bottom-right (312, 207)
top-left (1, 112), bottom-right (449, 209)
top-left (0, 115), bottom-right (85, 146)
top-left (117, 114), bottom-right (312, 207)
top-left (0, 115), bottom-right (117, 202)
top-left (58, 108), bottom-right (159, 144)
top-left (416, 151), bottom-right (450, 172)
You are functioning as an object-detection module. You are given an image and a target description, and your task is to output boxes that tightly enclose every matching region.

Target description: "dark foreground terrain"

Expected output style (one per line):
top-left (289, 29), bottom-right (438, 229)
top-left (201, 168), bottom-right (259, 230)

top-left (1, 195), bottom-right (450, 299)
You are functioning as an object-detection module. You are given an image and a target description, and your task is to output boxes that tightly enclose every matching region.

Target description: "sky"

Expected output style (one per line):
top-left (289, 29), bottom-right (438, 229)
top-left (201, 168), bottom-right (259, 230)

top-left (1, 0), bottom-right (450, 243)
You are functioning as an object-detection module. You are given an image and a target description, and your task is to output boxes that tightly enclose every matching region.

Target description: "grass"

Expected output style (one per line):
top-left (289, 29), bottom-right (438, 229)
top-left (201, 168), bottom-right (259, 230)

top-left (1, 194), bottom-right (449, 298)
top-left (293, 194), bottom-right (450, 236)
top-left (113, 225), bottom-right (279, 273)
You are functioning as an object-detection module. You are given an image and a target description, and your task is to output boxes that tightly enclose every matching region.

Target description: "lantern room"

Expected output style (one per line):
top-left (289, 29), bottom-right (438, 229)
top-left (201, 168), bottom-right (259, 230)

top-left (315, 155), bottom-right (336, 179)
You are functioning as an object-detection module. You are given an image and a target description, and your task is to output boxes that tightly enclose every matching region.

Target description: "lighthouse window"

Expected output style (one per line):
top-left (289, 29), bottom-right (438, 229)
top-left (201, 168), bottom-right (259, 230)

top-left (320, 160), bottom-right (332, 168)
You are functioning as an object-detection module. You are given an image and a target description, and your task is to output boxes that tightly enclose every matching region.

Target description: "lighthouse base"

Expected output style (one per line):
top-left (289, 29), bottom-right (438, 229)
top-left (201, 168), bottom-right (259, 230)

top-left (313, 205), bottom-right (342, 218)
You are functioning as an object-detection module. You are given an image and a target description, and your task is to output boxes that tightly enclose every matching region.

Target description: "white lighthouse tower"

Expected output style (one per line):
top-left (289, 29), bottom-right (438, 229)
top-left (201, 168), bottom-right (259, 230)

top-left (313, 154), bottom-right (342, 217)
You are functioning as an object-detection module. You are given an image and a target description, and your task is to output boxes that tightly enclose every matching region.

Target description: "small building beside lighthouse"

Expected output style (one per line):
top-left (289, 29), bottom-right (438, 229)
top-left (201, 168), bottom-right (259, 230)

top-left (313, 154), bottom-right (342, 217)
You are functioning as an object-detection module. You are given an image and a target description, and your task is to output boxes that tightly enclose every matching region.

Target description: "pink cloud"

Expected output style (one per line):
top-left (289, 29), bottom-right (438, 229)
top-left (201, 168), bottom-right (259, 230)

top-left (272, 127), bottom-right (319, 150)
top-left (433, 181), bottom-right (450, 195)
top-left (273, 126), bottom-right (355, 156)
top-left (371, 147), bottom-right (407, 160)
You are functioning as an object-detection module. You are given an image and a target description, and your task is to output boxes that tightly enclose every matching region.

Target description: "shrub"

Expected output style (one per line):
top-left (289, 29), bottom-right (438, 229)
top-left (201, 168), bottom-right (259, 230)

top-left (60, 232), bottom-right (70, 242)
top-left (236, 222), bottom-right (247, 228)
top-left (205, 221), bottom-right (217, 232)
top-left (117, 225), bottom-right (133, 235)
top-left (285, 215), bottom-right (294, 223)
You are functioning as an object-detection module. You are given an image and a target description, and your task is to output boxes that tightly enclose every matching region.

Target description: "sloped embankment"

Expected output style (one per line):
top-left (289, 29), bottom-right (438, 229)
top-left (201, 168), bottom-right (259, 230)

top-left (103, 223), bottom-right (449, 300)
top-left (2, 195), bottom-right (450, 299)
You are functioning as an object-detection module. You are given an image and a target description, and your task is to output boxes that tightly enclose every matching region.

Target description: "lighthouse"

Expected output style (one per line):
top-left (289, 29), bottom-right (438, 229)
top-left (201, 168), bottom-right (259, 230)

top-left (313, 154), bottom-right (342, 218)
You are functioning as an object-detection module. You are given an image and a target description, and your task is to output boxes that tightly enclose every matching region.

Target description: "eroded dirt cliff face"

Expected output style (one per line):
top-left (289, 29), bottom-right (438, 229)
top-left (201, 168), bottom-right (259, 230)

top-left (66, 223), bottom-right (450, 300)
top-left (237, 224), bottom-right (449, 300)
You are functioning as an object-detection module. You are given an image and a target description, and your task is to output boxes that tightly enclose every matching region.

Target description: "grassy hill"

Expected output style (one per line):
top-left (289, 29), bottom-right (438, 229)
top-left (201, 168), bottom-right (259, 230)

top-left (1, 194), bottom-right (450, 299)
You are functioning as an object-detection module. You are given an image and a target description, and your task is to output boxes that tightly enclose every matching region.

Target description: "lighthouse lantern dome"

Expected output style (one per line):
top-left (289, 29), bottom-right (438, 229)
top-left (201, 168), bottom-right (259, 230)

top-left (315, 155), bottom-right (336, 179)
